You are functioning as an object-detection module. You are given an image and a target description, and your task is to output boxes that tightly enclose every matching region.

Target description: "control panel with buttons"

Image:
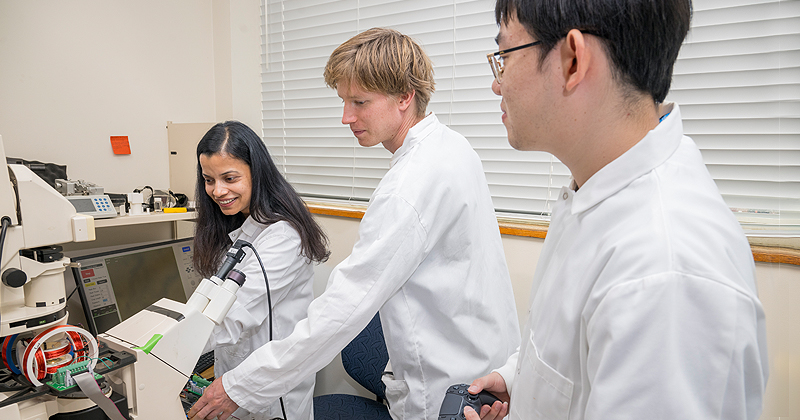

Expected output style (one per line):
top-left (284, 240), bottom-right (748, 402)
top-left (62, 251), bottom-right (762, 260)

top-left (66, 194), bottom-right (118, 219)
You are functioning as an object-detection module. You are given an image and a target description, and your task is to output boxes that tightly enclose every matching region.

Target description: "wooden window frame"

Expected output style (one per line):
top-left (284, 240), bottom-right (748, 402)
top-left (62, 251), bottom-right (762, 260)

top-left (306, 201), bottom-right (800, 266)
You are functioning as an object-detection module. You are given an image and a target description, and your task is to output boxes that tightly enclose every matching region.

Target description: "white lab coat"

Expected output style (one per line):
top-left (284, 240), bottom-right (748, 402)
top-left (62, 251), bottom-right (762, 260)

top-left (223, 113), bottom-right (520, 419)
top-left (204, 217), bottom-right (316, 420)
top-left (495, 104), bottom-right (768, 420)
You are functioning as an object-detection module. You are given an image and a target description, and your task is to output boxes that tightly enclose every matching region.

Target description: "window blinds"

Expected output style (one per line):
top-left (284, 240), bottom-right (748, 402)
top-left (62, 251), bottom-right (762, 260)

top-left (262, 0), bottom-right (569, 218)
top-left (666, 0), bottom-right (799, 232)
top-left (262, 0), bottom-right (799, 231)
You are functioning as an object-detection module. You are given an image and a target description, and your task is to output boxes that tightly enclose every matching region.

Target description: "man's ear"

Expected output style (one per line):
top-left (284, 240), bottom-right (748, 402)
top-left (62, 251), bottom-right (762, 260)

top-left (561, 29), bottom-right (591, 93)
top-left (397, 90), bottom-right (416, 112)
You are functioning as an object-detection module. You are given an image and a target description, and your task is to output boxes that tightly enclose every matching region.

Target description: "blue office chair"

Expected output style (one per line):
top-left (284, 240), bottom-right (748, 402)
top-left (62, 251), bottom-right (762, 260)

top-left (313, 313), bottom-right (392, 420)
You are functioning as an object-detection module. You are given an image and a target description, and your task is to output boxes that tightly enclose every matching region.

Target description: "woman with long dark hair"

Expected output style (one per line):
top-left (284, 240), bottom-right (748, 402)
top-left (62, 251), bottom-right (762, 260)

top-left (193, 121), bottom-right (327, 420)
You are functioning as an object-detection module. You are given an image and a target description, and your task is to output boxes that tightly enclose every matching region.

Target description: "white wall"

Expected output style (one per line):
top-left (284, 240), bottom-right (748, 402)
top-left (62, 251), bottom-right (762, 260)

top-left (311, 214), bottom-right (800, 419)
top-left (755, 262), bottom-right (800, 419)
top-left (0, 0), bottom-right (262, 195)
top-left (212, 0), bottom-right (263, 131)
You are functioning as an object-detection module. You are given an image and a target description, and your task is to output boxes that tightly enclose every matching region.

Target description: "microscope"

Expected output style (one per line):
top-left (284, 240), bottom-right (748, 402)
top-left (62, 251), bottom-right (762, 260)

top-left (0, 134), bottom-right (248, 419)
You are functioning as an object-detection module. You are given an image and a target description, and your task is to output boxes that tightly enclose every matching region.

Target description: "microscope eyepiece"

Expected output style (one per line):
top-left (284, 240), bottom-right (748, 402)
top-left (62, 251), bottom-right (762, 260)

top-left (226, 269), bottom-right (246, 287)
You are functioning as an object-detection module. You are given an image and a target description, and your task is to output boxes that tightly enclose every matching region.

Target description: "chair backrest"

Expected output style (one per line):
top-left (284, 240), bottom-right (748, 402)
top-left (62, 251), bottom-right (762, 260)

top-left (340, 313), bottom-right (389, 400)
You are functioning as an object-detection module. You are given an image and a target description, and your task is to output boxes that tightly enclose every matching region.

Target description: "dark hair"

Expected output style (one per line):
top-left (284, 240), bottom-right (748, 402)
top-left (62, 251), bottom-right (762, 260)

top-left (193, 121), bottom-right (329, 277)
top-left (496, 0), bottom-right (692, 103)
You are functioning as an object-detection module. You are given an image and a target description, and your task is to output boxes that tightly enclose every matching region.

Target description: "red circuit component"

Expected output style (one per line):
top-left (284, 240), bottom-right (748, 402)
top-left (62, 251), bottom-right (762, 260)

top-left (21, 325), bottom-right (97, 385)
top-left (1, 335), bottom-right (19, 373)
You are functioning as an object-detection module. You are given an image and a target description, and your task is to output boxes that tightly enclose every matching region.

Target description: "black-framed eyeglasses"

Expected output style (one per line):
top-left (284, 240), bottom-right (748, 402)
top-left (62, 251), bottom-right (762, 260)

top-left (486, 40), bottom-right (542, 83)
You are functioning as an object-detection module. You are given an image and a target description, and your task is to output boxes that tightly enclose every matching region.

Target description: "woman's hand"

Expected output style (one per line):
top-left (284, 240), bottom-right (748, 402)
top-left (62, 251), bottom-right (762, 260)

top-left (187, 376), bottom-right (240, 420)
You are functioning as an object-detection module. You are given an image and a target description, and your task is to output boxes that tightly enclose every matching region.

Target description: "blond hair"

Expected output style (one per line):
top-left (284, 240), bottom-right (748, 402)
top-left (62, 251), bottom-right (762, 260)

top-left (324, 28), bottom-right (435, 118)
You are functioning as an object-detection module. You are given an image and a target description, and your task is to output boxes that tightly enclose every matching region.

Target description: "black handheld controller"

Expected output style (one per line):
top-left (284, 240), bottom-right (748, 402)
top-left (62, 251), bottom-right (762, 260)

top-left (438, 383), bottom-right (501, 420)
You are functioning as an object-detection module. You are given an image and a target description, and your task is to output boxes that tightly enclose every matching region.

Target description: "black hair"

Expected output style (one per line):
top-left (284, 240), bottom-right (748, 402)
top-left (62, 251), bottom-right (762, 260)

top-left (496, 0), bottom-right (692, 103)
top-left (193, 121), bottom-right (329, 277)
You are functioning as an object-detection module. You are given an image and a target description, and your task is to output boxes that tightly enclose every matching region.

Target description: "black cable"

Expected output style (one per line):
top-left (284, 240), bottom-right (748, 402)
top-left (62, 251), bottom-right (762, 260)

top-left (241, 243), bottom-right (273, 340)
top-left (240, 242), bottom-right (287, 420)
top-left (0, 216), bottom-right (12, 327)
top-left (66, 286), bottom-right (78, 302)
top-left (279, 398), bottom-right (288, 420)
top-left (0, 216), bottom-right (12, 267)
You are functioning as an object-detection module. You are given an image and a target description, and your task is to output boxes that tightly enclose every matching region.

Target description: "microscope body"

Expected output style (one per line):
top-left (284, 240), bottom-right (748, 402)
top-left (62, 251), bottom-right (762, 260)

top-left (101, 259), bottom-right (246, 419)
top-left (101, 299), bottom-right (217, 419)
top-left (0, 137), bottom-right (94, 338)
top-left (0, 134), bottom-right (246, 419)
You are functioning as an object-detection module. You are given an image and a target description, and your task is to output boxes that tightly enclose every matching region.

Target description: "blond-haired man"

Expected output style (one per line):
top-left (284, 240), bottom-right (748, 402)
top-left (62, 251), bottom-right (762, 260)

top-left (189, 28), bottom-right (520, 420)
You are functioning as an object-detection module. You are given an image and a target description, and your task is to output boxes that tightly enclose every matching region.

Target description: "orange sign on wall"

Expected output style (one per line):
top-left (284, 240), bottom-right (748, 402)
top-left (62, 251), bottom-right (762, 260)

top-left (110, 136), bottom-right (131, 155)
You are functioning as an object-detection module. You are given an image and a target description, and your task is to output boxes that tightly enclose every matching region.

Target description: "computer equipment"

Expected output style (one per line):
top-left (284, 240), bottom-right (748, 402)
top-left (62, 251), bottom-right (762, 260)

top-left (193, 350), bottom-right (216, 375)
top-left (70, 238), bottom-right (202, 336)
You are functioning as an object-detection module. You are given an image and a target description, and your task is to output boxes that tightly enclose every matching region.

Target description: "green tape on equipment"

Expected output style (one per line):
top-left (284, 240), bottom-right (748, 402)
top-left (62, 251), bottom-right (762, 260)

top-left (133, 334), bottom-right (163, 354)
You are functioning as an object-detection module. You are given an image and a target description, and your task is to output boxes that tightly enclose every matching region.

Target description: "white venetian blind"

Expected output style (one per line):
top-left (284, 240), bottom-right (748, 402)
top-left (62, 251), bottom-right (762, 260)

top-left (261, 0), bottom-right (570, 217)
top-left (262, 0), bottom-right (800, 230)
top-left (666, 0), bottom-right (800, 233)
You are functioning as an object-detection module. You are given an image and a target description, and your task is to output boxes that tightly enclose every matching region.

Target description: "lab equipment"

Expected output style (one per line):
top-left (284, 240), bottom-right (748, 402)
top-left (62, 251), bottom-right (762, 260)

top-left (5, 157), bottom-right (67, 189)
top-left (181, 373), bottom-right (213, 411)
top-left (54, 178), bottom-right (104, 196)
top-left (193, 349), bottom-right (215, 374)
top-left (0, 136), bottom-right (95, 338)
top-left (152, 189), bottom-right (178, 208)
top-left (56, 179), bottom-right (118, 219)
top-left (68, 238), bottom-right (201, 336)
top-left (66, 194), bottom-right (118, 219)
top-left (1, 133), bottom-right (251, 419)
top-left (127, 192), bottom-right (144, 215)
top-left (0, 133), bottom-right (101, 416)
top-left (98, 240), bottom-right (249, 419)
top-left (438, 384), bottom-right (501, 420)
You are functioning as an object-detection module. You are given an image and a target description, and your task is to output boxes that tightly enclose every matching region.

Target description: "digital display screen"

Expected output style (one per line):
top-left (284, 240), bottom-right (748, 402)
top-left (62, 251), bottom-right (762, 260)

top-left (103, 247), bottom-right (187, 320)
top-left (70, 239), bottom-right (201, 336)
top-left (71, 198), bottom-right (96, 213)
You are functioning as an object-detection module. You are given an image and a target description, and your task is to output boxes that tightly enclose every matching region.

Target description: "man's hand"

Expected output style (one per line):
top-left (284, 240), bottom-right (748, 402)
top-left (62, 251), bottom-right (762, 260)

top-left (187, 377), bottom-right (240, 420)
top-left (463, 372), bottom-right (510, 420)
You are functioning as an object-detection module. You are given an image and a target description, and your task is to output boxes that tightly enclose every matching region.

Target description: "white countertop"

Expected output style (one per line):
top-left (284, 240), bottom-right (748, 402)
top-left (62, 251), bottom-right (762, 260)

top-left (93, 211), bottom-right (195, 228)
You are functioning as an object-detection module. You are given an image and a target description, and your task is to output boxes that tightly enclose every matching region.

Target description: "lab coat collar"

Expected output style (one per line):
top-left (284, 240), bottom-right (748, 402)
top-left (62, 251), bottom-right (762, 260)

top-left (390, 112), bottom-right (439, 167)
top-left (569, 102), bottom-right (682, 214)
top-left (228, 215), bottom-right (260, 241)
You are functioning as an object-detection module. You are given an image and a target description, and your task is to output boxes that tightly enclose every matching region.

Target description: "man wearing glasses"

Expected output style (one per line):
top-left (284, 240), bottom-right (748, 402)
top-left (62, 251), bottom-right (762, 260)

top-left (465, 1), bottom-right (768, 419)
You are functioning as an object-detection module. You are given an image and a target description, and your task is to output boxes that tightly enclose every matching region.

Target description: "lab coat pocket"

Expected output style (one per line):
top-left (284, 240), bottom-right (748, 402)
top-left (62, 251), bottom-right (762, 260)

top-left (382, 376), bottom-right (409, 418)
top-left (510, 332), bottom-right (573, 420)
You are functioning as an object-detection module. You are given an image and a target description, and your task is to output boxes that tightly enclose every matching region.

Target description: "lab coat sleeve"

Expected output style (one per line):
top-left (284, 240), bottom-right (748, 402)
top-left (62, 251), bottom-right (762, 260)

top-left (493, 350), bottom-right (519, 395)
top-left (202, 228), bottom-right (306, 354)
top-left (583, 273), bottom-right (767, 420)
top-left (222, 193), bottom-right (429, 413)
